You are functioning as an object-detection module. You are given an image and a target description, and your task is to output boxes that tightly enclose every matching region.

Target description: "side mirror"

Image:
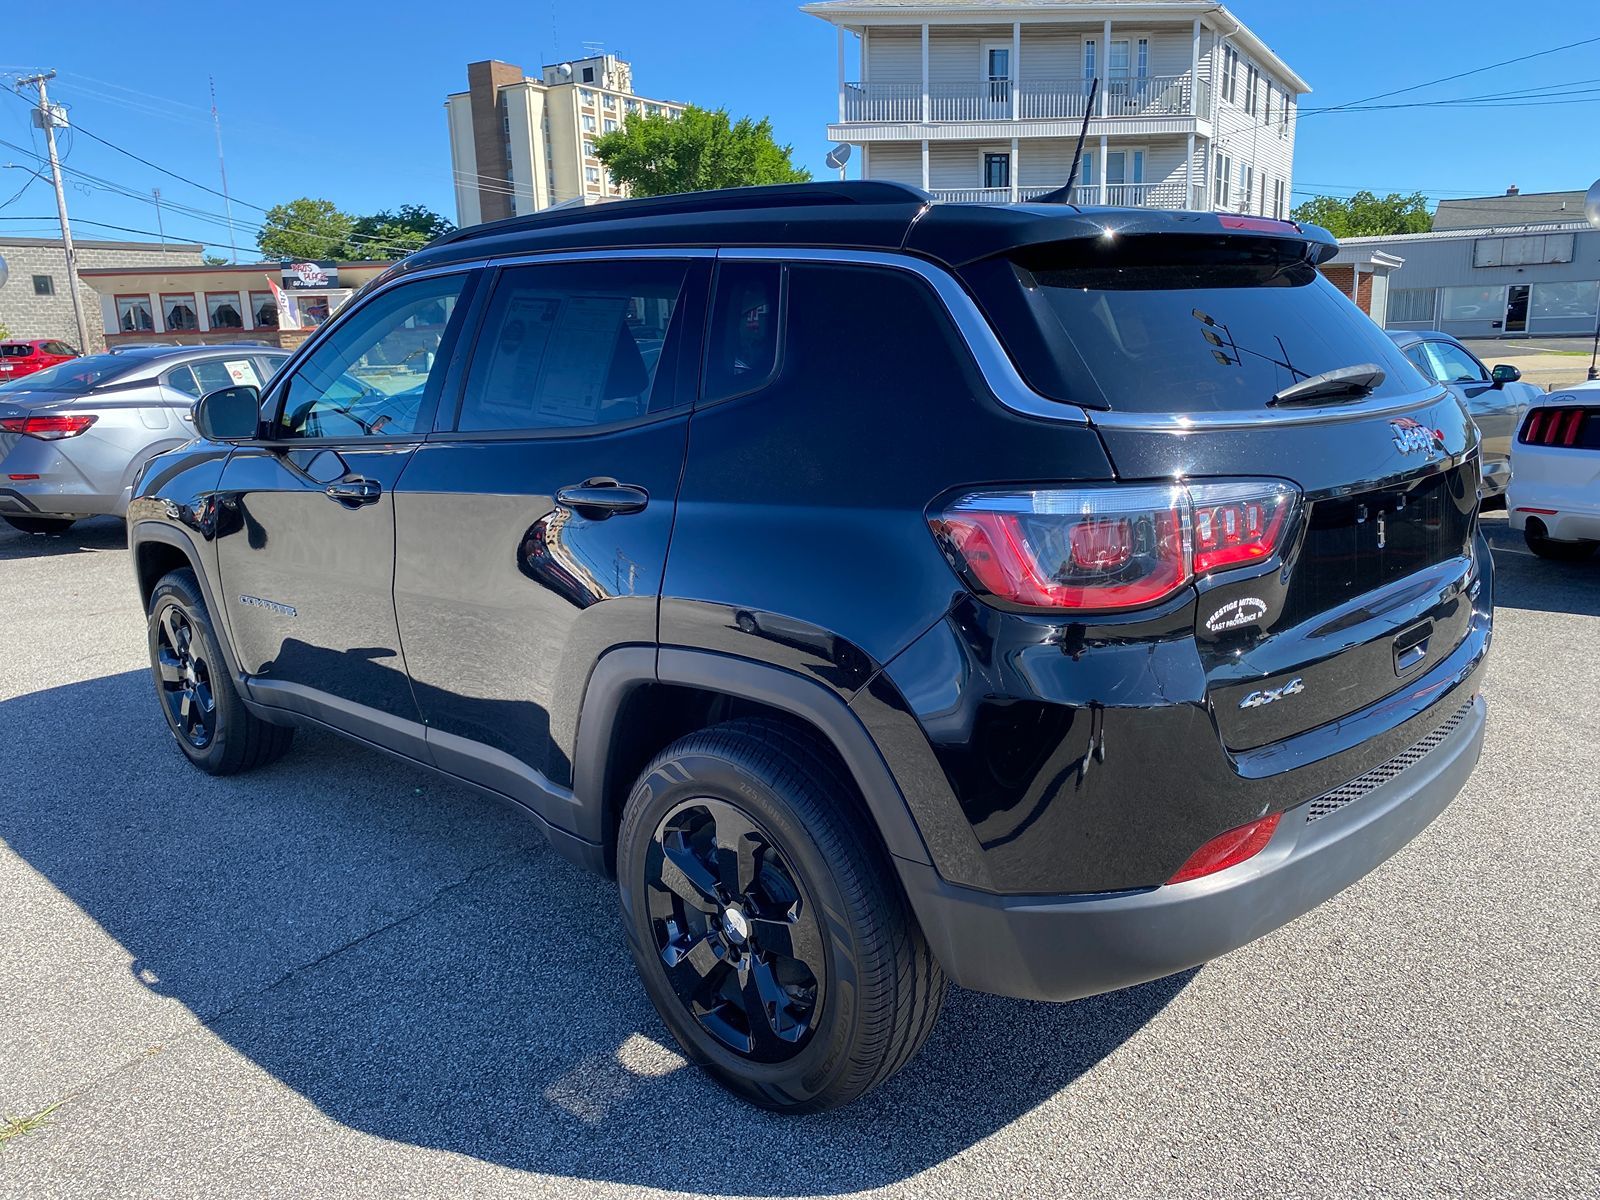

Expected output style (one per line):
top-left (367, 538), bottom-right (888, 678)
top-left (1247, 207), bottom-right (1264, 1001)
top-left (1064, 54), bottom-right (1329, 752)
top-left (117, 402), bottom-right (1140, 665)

top-left (1490, 364), bottom-right (1521, 387)
top-left (193, 385), bottom-right (263, 441)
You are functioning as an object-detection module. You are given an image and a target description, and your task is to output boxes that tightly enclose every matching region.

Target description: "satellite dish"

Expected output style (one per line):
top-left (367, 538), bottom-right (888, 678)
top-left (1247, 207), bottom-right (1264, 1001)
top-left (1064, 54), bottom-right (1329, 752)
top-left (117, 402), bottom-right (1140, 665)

top-left (824, 144), bottom-right (852, 170)
top-left (0, 253), bottom-right (9, 290)
top-left (556, 62), bottom-right (573, 79)
top-left (1586, 178), bottom-right (1600, 229)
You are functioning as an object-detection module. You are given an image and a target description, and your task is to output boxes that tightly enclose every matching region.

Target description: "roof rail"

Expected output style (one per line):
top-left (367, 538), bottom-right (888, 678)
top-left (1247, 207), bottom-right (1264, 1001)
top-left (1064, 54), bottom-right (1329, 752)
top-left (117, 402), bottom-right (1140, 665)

top-left (431, 181), bottom-right (931, 247)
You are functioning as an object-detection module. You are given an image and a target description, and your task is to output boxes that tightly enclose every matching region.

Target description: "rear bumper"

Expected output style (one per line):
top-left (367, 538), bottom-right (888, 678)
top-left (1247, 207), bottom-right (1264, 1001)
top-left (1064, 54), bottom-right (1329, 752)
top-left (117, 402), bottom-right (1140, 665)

top-left (1479, 459), bottom-right (1511, 498)
top-left (1509, 506), bottom-right (1600, 543)
top-left (898, 694), bottom-right (1486, 1002)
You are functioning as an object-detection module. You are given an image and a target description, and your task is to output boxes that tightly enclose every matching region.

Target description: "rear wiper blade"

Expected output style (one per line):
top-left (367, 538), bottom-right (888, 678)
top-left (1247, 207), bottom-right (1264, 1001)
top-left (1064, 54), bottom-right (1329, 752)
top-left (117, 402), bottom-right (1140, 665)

top-left (1269, 363), bottom-right (1386, 407)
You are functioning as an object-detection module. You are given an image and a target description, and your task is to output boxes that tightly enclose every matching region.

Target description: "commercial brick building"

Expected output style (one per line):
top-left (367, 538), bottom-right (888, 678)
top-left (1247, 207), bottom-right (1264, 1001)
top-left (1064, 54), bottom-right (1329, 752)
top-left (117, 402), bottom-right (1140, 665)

top-left (0, 236), bottom-right (203, 350)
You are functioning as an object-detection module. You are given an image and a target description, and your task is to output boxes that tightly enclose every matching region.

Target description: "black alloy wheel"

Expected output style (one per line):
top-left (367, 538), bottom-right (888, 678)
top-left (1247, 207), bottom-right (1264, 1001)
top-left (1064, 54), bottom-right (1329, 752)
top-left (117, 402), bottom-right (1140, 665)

top-left (155, 604), bottom-right (215, 748)
top-left (645, 796), bottom-right (826, 1062)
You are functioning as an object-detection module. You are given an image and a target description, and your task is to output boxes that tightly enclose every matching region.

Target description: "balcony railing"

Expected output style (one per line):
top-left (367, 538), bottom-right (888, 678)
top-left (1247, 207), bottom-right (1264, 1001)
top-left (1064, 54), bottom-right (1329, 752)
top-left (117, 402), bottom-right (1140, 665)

top-left (934, 181), bottom-right (1209, 209)
top-left (842, 74), bottom-right (1204, 123)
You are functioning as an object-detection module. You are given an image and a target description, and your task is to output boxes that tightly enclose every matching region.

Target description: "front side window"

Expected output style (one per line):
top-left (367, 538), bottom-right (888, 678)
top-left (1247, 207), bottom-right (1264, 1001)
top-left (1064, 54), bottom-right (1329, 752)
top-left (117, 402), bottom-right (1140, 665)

top-left (42, 341), bottom-right (76, 356)
top-left (277, 274), bottom-right (468, 440)
top-left (118, 295), bottom-right (154, 333)
top-left (455, 259), bottom-right (689, 433)
top-left (1421, 340), bottom-right (1487, 384)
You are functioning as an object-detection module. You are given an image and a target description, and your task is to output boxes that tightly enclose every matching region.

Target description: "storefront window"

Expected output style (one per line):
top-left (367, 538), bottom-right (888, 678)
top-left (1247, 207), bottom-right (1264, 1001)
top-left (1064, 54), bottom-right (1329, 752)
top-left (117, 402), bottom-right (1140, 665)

top-left (1440, 286), bottom-right (1503, 323)
top-left (1529, 281), bottom-right (1599, 321)
top-left (206, 291), bottom-right (244, 329)
top-left (250, 291), bottom-right (277, 329)
top-left (163, 294), bottom-right (199, 331)
top-left (116, 295), bottom-right (154, 333)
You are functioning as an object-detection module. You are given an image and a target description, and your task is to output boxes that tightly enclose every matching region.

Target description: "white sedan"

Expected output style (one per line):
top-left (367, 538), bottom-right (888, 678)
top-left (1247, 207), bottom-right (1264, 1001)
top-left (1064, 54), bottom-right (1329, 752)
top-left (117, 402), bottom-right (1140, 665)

top-left (1507, 379), bottom-right (1600, 560)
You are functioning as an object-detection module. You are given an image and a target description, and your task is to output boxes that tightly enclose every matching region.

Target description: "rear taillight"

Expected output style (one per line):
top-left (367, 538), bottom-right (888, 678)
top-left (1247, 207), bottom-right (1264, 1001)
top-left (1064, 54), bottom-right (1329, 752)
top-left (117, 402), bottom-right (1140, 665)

top-left (932, 480), bottom-right (1298, 612)
top-left (1520, 406), bottom-right (1595, 448)
top-left (1168, 812), bottom-right (1281, 884)
top-left (0, 414), bottom-right (98, 440)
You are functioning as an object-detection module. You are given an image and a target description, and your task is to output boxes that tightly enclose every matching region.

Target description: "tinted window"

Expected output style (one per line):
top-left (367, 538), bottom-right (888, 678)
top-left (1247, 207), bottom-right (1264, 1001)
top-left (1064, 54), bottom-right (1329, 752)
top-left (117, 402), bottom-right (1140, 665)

top-left (1421, 340), bottom-right (1486, 384)
top-left (278, 274), bottom-right (468, 440)
top-left (704, 262), bottom-right (782, 404)
top-left (42, 342), bottom-right (76, 356)
top-left (164, 365), bottom-right (201, 397)
top-left (0, 353), bottom-right (134, 394)
top-left (0, 344), bottom-right (32, 358)
top-left (989, 235), bottom-right (1429, 412)
top-left (455, 259), bottom-right (688, 433)
top-left (190, 359), bottom-right (241, 393)
top-left (1401, 344), bottom-right (1434, 381)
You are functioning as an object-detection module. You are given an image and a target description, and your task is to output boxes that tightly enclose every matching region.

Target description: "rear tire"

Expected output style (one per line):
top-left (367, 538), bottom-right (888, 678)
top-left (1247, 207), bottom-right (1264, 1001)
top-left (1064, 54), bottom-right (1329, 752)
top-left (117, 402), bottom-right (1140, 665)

top-left (1524, 521), bottom-right (1597, 561)
top-left (4, 515), bottom-right (76, 535)
top-left (147, 569), bottom-right (294, 774)
top-left (616, 717), bottom-right (945, 1113)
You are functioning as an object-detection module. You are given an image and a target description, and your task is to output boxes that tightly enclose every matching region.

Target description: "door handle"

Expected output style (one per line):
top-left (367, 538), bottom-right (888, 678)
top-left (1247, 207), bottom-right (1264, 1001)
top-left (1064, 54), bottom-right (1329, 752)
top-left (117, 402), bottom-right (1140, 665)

top-left (325, 478), bottom-right (381, 506)
top-left (555, 479), bottom-right (649, 518)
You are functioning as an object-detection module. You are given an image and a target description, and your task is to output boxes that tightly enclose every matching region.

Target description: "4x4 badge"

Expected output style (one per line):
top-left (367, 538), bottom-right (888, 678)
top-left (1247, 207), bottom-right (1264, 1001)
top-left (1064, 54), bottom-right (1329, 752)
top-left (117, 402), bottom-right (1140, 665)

top-left (1238, 677), bottom-right (1305, 709)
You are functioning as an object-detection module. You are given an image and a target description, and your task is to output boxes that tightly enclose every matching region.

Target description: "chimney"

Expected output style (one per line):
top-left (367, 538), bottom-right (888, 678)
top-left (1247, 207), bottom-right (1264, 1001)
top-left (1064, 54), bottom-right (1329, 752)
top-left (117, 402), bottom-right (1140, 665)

top-left (1506, 184), bottom-right (1520, 196)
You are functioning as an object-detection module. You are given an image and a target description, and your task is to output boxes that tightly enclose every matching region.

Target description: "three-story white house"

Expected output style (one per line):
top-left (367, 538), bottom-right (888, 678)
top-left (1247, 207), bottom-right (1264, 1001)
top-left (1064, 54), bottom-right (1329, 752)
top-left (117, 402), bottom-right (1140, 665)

top-left (803, 0), bottom-right (1307, 214)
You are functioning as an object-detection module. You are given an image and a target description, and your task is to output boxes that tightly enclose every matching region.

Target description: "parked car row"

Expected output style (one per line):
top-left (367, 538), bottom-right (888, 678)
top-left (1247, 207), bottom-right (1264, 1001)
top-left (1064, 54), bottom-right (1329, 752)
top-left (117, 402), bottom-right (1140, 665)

top-left (0, 345), bottom-right (290, 533)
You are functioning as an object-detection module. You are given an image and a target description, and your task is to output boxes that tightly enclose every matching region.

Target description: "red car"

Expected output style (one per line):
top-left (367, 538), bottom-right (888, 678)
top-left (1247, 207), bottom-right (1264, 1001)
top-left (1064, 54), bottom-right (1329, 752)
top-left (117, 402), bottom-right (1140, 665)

top-left (0, 339), bottom-right (80, 382)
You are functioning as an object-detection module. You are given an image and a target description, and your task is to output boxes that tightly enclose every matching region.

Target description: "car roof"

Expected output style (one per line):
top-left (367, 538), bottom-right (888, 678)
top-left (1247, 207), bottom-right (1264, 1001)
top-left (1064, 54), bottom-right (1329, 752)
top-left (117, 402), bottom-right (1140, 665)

top-left (387, 181), bottom-right (1339, 283)
top-left (1384, 330), bottom-right (1453, 347)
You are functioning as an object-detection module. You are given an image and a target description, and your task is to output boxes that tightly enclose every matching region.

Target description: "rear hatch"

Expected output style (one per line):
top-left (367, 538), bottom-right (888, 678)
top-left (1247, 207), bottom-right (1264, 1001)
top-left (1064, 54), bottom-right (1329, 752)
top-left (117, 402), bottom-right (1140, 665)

top-left (955, 218), bottom-right (1482, 752)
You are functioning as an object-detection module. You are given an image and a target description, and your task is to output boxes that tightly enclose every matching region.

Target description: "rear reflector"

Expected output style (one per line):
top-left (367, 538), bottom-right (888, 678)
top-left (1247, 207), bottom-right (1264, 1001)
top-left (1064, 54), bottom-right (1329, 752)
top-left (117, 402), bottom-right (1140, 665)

top-left (0, 414), bottom-right (98, 440)
top-left (1168, 813), bottom-right (1282, 884)
top-left (7, 474), bottom-right (40, 481)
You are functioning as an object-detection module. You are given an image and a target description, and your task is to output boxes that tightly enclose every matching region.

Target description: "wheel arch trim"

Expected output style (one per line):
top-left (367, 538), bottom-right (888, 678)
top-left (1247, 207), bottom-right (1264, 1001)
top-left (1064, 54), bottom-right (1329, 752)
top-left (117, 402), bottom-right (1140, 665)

top-left (129, 520), bottom-right (246, 685)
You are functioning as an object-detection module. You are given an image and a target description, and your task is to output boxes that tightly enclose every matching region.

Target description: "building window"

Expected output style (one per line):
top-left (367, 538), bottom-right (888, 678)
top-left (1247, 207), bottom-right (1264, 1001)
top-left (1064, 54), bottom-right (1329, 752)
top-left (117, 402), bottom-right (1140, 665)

top-left (583, 139), bottom-right (596, 157)
top-left (603, 117), bottom-right (617, 132)
top-left (1273, 178), bottom-right (1285, 219)
top-left (162, 294), bottom-right (198, 331)
top-left (1222, 46), bottom-right (1237, 103)
top-left (982, 151), bottom-right (1011, 190)
top-left (1245, 65), bottom-right (1258, 115)
top-left (1264, 84), bottom-right (1272, 124)
top-left (1529, 281), bottom-right (1599, 322)
top-left (625, 98), bottom-right (640, 114)
top-left (1473, 233), bottom-right (1575, 267)
top-left (603, 93), bottom-right (617, 109)
top-left (1213, 153), bottom-right (1232, 207)
top-left (32, 274), bottom-right (54, 296)
top-left (116, 295), bottom-right (154, 333)
top-left (206, 291), bottom-right (244, 329)
top-left (1390, 289), bottom-right (1438, 324)
top-left (585, 166), bottom-right (601, 185)
top-left (581, 66), bottom-right (594, 83)
top-left (297, 295), bottom-right (333, 327)
top-left (1082, 38), bottom-right (1095, 80)
top-left (1441, 285), bottom-right (1504, 322)
top-left (1240, 164), bottom-right (1254, 212)
top-left (582, 114), bottom-right (596, 132)
top-left (579, 88), bottom-right (595, 105)
top-left (250, 290), bottom-right (277, 329)
top-left (1137, 38), bottom-right (1149, 77)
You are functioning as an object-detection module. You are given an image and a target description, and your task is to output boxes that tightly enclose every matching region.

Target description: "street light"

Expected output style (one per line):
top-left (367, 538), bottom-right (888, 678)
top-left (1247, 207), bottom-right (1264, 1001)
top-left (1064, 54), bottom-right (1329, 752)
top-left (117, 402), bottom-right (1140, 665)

top-left (1586, 177), bottom-right (1600, 381)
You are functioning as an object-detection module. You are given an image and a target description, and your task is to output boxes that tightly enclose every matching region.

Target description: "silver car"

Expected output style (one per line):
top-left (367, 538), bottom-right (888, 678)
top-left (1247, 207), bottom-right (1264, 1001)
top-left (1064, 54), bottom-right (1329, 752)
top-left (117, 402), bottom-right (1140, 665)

top-left (1386, 330), bottom-right (1542, 503)
top-left (0, 345), bottom-right (290, 533)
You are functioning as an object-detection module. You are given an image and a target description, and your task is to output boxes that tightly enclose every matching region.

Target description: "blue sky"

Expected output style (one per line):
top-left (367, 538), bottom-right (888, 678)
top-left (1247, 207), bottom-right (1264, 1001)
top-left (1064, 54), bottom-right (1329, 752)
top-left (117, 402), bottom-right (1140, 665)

top-left (2, 2), bottom-right (1595, 257)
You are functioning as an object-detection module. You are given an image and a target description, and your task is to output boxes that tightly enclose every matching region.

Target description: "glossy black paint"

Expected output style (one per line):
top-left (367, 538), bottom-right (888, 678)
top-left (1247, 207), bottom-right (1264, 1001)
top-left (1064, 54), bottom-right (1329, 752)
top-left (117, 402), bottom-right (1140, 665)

top-left (125, 188), bottom-right (1490, 938)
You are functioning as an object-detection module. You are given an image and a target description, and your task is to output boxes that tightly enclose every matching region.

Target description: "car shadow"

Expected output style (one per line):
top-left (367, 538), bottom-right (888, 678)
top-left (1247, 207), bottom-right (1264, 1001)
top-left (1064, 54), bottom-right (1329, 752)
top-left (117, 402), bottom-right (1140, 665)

top-left (0, 669), bottom-right (1192, 1194)
top-left (0, 515), bottom-right (127, 559)
top-left (1481, 516), bottom-right (1600, 618)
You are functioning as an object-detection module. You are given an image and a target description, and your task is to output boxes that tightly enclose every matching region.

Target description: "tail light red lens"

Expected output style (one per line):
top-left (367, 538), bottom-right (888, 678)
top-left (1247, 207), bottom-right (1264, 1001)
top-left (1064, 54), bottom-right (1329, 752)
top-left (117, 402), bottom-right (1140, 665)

top-left (1167, 812), bottom-right (1281, 884)
top-left (1520, 406), bottom-right (1597, 448)
top-left (0, 414), bottom-right (98, 440)
top-left (932, 480), bottom-right (1297, 613)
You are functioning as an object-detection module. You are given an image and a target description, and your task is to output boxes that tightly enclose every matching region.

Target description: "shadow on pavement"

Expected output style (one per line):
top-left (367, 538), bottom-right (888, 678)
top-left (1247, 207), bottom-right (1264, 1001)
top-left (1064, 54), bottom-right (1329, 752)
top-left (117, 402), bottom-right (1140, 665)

top-left (15, 512), bottom-right (1570, 1188)
top-left (0, 516), bottom-right (127, 560)
top-left (1481, 516), bottom-right (1600, 618)
top-left (0, 668), bottom-right (1190, 1194)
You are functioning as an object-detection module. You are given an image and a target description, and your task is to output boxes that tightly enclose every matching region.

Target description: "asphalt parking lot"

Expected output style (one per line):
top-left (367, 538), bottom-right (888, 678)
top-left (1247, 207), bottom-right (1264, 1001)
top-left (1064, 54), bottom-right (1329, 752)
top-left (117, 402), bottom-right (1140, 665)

top-left (2, 513), bottom-right (1596, 1199)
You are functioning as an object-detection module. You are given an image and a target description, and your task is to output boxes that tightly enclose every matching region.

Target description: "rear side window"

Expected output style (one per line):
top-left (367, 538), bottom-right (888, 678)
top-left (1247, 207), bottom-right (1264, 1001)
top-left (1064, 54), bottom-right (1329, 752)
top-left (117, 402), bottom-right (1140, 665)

top-left (164, 365), bottom-right (201, 397)
top-left (704, 262), bottom-right (783, 404)
top-left (969, 235), bottom-right (1429, 413)
top-left (455, 259), bottom-right (690, 433)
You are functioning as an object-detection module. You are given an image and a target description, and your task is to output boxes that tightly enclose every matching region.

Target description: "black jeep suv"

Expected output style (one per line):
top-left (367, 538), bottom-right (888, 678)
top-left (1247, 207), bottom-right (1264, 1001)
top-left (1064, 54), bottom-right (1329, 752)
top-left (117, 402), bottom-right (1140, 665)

top-left (129, 183), bottom-right (1491, 1112)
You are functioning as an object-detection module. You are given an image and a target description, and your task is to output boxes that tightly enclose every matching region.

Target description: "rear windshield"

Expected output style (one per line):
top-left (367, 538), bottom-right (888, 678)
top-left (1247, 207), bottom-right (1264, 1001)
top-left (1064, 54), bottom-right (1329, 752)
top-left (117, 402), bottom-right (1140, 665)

top-left (0, 353), bottom-right (135, 394)
top-left (977, 235), bottom-right (1429, 413)
top-left (0, 344), bottom-right (35, 357)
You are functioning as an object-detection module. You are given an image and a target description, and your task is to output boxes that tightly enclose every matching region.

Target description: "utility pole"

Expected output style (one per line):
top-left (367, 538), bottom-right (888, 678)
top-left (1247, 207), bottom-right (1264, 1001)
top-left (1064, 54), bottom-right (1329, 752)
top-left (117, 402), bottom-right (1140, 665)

top-left (152, 187), bottom-right (166, 247)
top-left (209, 76), bottom-right (238, 263)
top-left (16, 71), bottom-right (91, 353)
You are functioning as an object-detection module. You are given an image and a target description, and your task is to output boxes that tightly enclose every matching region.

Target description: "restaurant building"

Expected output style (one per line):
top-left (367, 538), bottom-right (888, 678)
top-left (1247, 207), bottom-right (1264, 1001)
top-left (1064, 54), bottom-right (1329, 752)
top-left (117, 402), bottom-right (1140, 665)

top-left (77, 259), bottom-right (393, 351)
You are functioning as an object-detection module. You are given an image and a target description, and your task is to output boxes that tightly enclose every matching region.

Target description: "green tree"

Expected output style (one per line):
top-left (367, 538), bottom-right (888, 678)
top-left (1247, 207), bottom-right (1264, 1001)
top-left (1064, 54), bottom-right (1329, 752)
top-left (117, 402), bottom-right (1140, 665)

top-left (201, 253), bottom-right (229, 266)
top-left (346, 204), bottom-right (455, 260)
top-left (1290, 191), bottom-right (1433, 238)
top-left (593, 106), bottom-right (810, 197)
top-left (256, 197), bottom-right (354, 261)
